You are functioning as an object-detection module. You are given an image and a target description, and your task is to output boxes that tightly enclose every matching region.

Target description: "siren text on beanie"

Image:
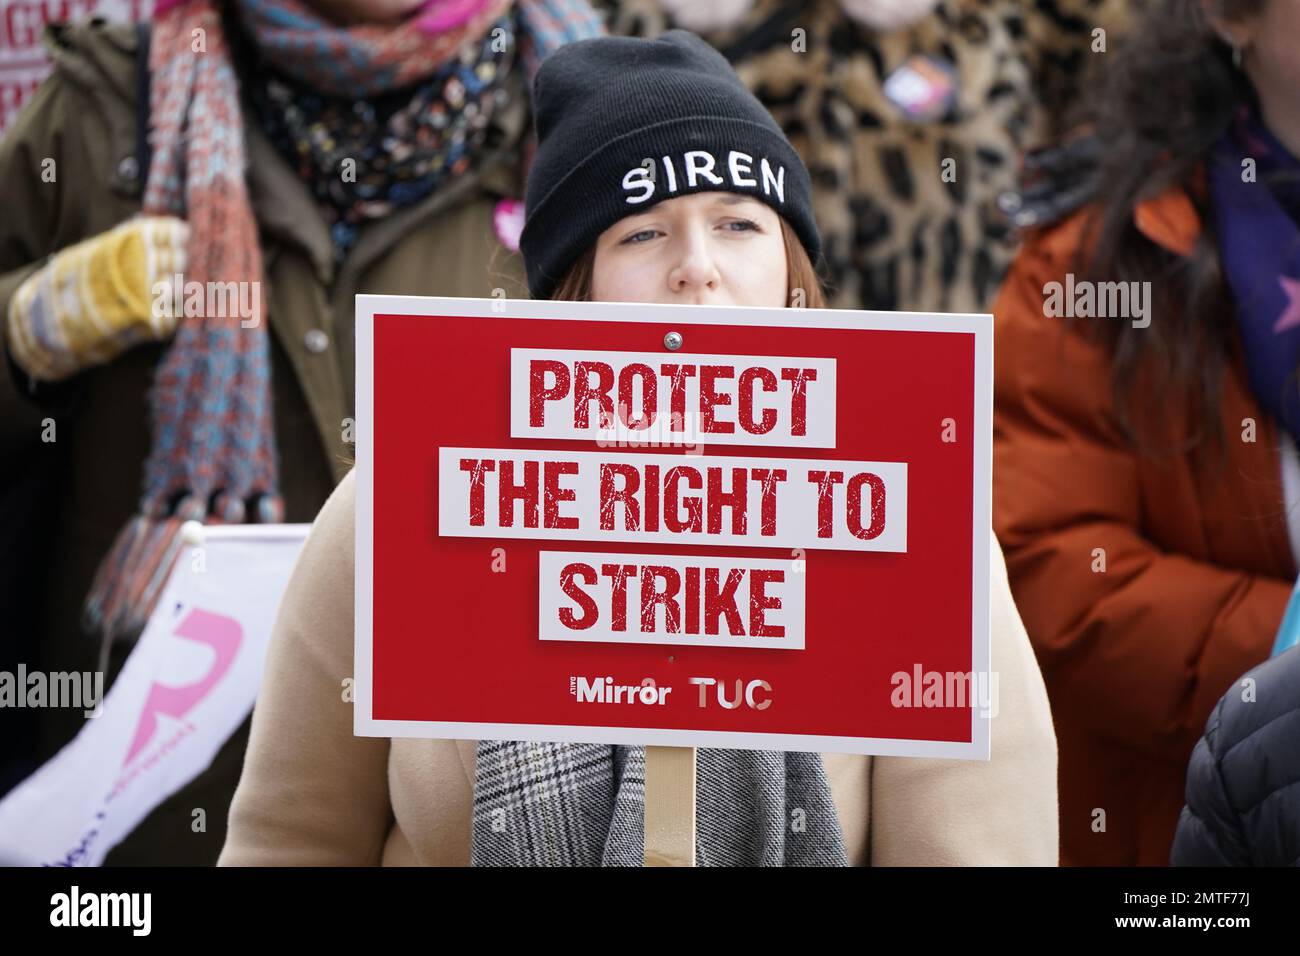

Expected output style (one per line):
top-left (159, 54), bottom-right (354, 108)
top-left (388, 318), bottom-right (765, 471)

top-left (519, 30), bottom-right (821, 299)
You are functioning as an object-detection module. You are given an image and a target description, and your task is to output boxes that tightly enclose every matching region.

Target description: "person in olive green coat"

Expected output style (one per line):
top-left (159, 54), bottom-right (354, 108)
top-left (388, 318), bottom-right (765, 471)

top-left (0, 0), bottom-right (602, 864)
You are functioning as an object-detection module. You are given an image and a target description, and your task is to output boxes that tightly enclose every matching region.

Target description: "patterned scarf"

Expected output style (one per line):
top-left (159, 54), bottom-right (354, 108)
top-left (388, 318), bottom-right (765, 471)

top-left (1209, 103), bottom-right (1300, 443)
top-left (82, 0), bottom-right (606, 643)
top-left (246, 13), bottom-right (518, 261)
top-left (471, 742), bottom-right (850, 866)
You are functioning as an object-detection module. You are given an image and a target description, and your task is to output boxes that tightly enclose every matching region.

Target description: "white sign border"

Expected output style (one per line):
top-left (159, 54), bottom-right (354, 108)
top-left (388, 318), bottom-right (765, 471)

top-left (354, 295), bottom-right (992, 760)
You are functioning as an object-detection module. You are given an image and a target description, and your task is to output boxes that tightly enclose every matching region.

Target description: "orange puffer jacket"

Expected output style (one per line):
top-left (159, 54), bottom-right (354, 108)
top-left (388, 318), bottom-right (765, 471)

top-left (991, 183), bottom-right (1296, 866)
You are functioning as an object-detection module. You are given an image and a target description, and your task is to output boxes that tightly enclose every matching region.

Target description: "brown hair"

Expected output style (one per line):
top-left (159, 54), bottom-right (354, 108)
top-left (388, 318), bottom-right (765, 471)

top-left (1075, 0), bottom-right (1265, 454)
top-left (549, 216), bottom-right (827, 308)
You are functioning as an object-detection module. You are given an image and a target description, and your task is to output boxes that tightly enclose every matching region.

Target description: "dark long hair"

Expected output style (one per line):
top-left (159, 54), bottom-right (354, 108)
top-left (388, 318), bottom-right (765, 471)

top-left (1078, 0), bottom-right (1263, 453)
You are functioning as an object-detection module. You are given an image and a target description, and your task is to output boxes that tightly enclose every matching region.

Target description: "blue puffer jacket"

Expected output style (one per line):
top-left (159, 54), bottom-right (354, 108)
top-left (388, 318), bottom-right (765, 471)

top-left (1171, 648), bottom-right (1300, 866)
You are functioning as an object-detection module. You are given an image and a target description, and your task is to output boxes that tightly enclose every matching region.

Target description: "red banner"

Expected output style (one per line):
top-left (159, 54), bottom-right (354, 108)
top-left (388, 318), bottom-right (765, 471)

top-left (356, 296), bottom-right (992, 759)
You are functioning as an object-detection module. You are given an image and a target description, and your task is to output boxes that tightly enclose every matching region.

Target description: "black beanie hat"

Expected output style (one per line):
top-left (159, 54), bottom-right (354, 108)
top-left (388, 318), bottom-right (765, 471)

top-left (519, 29), bottom-right (821, 300)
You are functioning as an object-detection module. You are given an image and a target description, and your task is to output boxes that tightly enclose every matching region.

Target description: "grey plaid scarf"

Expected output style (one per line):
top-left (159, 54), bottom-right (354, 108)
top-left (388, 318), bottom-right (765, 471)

top-left (471, 742), bottom-right (850, 866)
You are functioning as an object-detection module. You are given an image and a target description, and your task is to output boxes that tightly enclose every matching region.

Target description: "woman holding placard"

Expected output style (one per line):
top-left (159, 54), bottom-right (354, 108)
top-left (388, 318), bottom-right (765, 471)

top-left (221, 30), bottom-right (1058, 867)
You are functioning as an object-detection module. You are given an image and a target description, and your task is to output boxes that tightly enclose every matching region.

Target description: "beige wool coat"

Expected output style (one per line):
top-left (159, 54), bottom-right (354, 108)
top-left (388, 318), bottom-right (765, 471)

top-left (219, 469), bottom-right (1060, 866)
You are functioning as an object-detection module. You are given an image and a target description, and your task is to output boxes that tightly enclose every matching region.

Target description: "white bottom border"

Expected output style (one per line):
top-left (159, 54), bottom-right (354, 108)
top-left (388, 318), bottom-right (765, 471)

top-left (354, 715), bottom-right (989, 760)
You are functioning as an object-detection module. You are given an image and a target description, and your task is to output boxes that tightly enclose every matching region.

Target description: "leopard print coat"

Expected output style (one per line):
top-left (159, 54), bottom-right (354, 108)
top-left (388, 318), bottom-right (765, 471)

top-left (593, 0), bottom-right (1134, 313)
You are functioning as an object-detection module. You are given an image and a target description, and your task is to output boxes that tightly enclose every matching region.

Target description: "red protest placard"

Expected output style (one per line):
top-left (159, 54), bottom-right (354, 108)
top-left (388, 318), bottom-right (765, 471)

top-left (355, 297), bottom-right (991, 758)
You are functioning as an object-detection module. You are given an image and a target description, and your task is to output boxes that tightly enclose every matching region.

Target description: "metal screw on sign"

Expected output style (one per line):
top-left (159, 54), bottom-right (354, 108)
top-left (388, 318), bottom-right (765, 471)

top-left (664, 331), bottom-right (683, 351)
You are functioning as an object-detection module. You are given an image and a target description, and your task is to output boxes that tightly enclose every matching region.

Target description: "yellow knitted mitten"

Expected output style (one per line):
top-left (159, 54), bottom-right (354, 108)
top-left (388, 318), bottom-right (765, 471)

top-left (5, 216), bottom-right (190, 382)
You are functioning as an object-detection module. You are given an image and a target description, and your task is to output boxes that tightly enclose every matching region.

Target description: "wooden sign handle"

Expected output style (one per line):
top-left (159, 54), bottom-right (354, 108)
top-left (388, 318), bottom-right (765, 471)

top-left (644, 745), bottom-right (696, 866)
